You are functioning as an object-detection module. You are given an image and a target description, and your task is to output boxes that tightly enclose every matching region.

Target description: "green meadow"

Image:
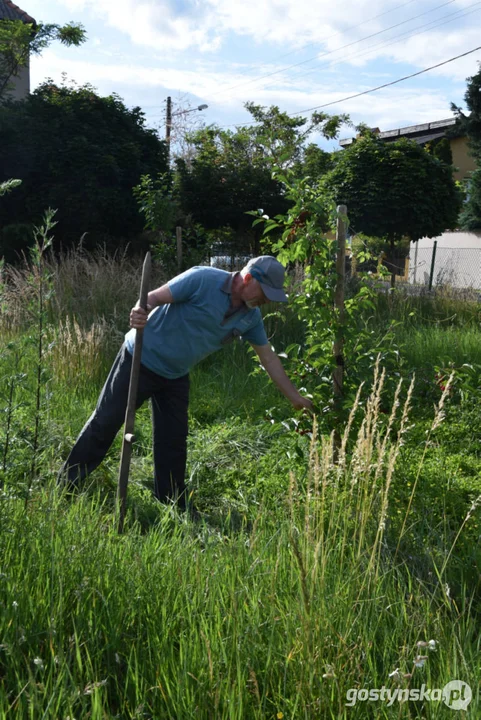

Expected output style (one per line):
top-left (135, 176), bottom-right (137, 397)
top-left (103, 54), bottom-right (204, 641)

top-left (0, 249), bottom-right (480, 719)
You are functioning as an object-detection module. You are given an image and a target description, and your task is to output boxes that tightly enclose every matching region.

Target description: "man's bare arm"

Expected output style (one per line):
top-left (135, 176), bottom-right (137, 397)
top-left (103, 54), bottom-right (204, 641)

top-left (130, 284), bottom-right (174, 329)
top-left (251, 343), bottom-right (313, 411)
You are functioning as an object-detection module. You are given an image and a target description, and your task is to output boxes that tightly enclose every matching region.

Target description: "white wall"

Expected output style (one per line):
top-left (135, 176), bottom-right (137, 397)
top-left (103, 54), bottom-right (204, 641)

top-left (409, 232), bottom-right (481, 290)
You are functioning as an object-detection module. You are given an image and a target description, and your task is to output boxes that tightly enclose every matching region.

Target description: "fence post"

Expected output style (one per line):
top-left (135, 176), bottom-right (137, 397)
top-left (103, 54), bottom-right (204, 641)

top-left (428, 240), bottom-right (438, 291)
top-left (413, 240), bottom-right (419, 284)
top-left (176, 226), bottom-right (183, 271)
top-left (333, 204), bottom-right (347, 459)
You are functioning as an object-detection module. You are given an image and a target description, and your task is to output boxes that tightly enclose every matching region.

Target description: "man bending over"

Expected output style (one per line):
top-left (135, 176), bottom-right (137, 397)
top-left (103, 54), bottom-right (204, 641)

top-left (59, 256), bottom-right (312, 508)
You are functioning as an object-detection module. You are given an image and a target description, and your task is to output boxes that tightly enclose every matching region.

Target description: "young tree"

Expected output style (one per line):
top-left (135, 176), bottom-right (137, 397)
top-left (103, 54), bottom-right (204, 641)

top-left (451, 63), bottom-right (481, 230)
top-left (323, 135), bottom-right (462, 286)
top-left (0, 81), bottom-right (168, 259)
top-left (0, 17), bottom-right (86, 100)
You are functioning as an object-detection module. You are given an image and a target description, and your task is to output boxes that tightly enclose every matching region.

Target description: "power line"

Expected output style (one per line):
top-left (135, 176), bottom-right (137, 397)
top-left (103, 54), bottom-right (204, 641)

top-left (281, 1), bottom-right (481, 87)
top-left (214, 44), bottom-right (481, 129)
top-left (208, 0), bottom-right (457, 100)
top-left (258, 0), bottom-right (419, 65)
top-left (141, 0), bottom-right (419, 110)
top-left (146, 3), bottom-right (481, 122)
top-left (295, 44), bottom-right (481, 115)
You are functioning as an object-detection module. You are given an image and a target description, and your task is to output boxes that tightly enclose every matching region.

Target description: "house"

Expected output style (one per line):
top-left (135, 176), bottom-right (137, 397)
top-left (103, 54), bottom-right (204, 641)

top-left (339, 118), bottom-right (477, 182)
top-left (0, 0), bottom-right (36, 101)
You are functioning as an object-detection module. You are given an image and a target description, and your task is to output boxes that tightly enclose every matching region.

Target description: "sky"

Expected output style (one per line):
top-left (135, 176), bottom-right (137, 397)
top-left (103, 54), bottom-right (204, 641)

top-left (21, 0), bottom-right (481, 150)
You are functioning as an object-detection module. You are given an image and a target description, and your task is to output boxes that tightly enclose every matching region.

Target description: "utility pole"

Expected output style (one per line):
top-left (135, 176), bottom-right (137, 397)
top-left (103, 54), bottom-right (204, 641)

top-left (166, 95), bottom-right (172, 149)
top-left (164, 96), bottom-right (207, 162)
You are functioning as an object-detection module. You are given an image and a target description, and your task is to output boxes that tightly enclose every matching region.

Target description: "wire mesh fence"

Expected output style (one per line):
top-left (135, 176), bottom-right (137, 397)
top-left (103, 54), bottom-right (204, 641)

top-left (408, 245), bottom-right (481, 291)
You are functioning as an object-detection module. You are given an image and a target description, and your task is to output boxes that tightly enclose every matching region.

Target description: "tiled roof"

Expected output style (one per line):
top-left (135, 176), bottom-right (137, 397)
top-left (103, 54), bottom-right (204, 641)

top-left (0, 0), bottom-right (36, 24)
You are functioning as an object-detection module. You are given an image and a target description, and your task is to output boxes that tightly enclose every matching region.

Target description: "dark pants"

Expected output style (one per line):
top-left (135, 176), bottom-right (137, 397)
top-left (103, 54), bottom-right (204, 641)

top-left (59, 344), bottom-right (190, 507)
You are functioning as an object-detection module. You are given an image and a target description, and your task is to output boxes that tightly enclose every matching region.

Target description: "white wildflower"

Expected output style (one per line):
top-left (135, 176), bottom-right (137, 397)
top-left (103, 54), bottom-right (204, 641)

top-left (33, 657), bottom-right (44, 669)
top-left (414, 655), bottom-right (428, 668)
top-left (388, 668), bottom-right (402, 681)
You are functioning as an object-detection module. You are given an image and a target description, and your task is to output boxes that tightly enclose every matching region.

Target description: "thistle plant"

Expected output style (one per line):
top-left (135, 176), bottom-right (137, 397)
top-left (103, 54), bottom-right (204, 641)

top-left (24, 210), bottom-right (57, 498)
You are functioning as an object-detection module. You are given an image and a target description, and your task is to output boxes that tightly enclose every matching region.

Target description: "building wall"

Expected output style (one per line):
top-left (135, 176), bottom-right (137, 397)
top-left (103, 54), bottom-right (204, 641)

top-left (450, 137), bottom-right (477, 181)
top-left (4, 62), bottom-right (30, 100)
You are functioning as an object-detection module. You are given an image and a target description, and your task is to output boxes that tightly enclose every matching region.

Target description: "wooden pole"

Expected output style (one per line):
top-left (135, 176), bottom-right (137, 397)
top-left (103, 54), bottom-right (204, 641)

top-left (428, 240), bottom-right (438, 291)
top-left (117, 252), bottom-right (151, 533)
top-left (176, 226), bottom-right (183, 272)
top-left (333, 205), bottom-right (347, 459)
top-left (165, 96), bottom-right (172, 163)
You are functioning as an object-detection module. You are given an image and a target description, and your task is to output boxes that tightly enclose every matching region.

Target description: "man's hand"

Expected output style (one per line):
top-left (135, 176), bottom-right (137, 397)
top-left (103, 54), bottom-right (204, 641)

top-left (130, 304), bottom-right (151, 329)
top-left (251, 343), bottom-right (315, 413)
top-left (130, 283), bottom-right (174, 328)
top-left (291, 394), bottom-right (314, 412)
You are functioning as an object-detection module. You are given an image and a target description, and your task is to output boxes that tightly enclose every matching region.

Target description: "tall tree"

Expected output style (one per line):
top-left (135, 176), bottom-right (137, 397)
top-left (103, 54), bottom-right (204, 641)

top-left (175, 103), bottom-right (346, 246)
top-left (324, 135), bottom-right (462, 286)
top-left (0, 16), bottom-right (86, 100)
top-left (451, 63), bottom-right (481, 230)
top-left (0, 81), bottom-right (168, 260)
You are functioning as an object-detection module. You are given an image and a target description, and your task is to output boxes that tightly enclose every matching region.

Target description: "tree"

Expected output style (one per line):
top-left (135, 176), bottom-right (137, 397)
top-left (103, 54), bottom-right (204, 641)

top-left (293, 143), bottom-right (335, 181)
top-left (425, 137), bottom-right (453, 166)
top-left (0, 18), bottom-right (86, 100)
top-left (174, 103), bottom-right (346, 250)
top-left (451, 63), bottom-right (481, 230)
top-left (0, 81), bottom-right (168, 260)
top-left (323, 135), bottom-right (462, 286)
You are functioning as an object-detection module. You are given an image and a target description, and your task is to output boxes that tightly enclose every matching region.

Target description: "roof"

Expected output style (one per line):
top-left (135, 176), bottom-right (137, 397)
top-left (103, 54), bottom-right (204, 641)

top-left (0, 0), bottom-right (36, 24)
top-left (340, 118), bottom-right (459, 148)
top-left (406, 131), bottom-right (447, 145)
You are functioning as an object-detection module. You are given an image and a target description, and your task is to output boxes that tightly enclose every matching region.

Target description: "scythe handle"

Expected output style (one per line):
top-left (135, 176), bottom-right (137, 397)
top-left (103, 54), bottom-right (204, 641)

top-left (117, 251), bottom-right (152, 533)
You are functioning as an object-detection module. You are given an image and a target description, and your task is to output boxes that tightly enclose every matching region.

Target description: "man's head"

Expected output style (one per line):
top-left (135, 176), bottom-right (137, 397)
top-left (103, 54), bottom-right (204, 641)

top-left (240, 256), bottom-right (288, 308)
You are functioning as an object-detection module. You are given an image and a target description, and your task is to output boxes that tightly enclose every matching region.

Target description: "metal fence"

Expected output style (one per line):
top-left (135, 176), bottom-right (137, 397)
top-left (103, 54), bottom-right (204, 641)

top-left (408, 244), bottom-right (481, 291)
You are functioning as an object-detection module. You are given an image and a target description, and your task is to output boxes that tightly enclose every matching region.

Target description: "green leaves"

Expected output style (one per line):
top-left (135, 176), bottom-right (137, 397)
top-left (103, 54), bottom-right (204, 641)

top-left (0, 81), bottom-right (168, 257)
top-left (0, 20), bottom-right (86, 101)
top-left (251, 167), bottom-right (404, 430)
top-left (0, 178), bottom-right (21, 197)
top-left (323, 135), bottom-right (461, 245)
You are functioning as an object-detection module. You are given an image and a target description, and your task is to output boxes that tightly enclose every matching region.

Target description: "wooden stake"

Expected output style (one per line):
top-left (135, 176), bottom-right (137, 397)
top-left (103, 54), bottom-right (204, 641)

top-left (117, 252), bottom-right (151, 533)
top-left (333, 205), bottom-right (347, 459)
top-left (176, 226), bottom-right (182, 271)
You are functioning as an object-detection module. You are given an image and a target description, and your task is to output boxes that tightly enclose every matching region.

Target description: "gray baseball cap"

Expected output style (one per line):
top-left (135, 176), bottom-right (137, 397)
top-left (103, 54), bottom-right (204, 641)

top-left (245, 256), bottom-right (288, 303)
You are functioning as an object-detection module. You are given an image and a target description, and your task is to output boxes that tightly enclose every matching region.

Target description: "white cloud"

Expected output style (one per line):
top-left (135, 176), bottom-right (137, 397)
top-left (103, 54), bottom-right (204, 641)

top-left (58, 0), bottom-right (222, 51)
top-left (55, 0), bottom-right (481, 68)
top-left (31, 48), bottom-right (459, 135)
top-left (379, 28), bottom-right (481, 80)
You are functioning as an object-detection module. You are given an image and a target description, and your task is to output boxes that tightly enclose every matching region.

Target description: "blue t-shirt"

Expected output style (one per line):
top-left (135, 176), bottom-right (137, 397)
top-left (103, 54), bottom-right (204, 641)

top-left (124, 267), bottom-right (268, 379)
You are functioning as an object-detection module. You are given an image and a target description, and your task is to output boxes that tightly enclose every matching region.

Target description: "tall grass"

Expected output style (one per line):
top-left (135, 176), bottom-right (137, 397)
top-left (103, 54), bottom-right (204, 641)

top-left (396, 326), bottom-right (481, 368)
top-left (373, 287), bottom-right (481, 329)
top-left (0, 245), bottom-right (168, 332)
top-left (0, 250), bottom-right (480, 717)
top-left (0, 367), bottom-right (479, 718)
